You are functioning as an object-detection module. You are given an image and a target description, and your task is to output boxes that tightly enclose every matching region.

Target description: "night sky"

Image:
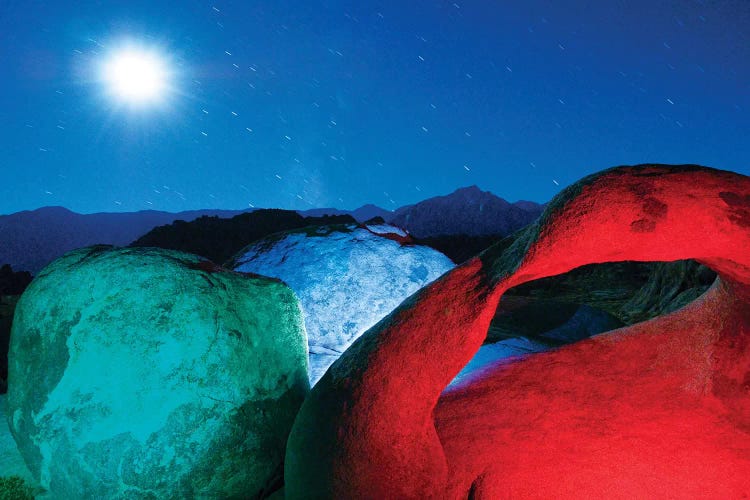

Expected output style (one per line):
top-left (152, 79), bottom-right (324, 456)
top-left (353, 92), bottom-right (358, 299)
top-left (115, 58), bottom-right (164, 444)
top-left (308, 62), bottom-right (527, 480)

top-left (1, 0), bottom-right (749, 215)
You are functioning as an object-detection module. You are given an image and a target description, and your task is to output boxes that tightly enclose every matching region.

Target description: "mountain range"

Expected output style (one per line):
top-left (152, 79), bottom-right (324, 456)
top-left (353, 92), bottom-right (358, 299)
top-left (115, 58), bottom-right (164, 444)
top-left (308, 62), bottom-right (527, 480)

top-left (297, 204), bottom-right (392, 223)
top-left (0, 186), bottom-right (544, 274)
top-left (0, 206), bottom-right (252, 275)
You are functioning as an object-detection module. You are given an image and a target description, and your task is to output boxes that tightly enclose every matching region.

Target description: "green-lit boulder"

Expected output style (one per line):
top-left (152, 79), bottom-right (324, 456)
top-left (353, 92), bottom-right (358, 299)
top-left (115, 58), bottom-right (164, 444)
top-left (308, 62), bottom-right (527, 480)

top-left (6, 246), bottom-right (309, 499)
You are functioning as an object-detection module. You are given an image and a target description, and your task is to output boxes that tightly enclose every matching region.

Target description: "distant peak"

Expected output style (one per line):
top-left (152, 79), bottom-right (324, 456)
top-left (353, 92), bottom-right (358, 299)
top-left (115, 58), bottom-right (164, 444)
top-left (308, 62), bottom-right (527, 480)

top-left (38, 205), bottom-right (72, 211)
top-left (29, 206), bottom-right (76, 215)
top-left (454, 185), bottom-right (484, 194)
top-left (446, 185), bottom-right (507, 203)
top-left (356, 203), bottom-right (389, 211)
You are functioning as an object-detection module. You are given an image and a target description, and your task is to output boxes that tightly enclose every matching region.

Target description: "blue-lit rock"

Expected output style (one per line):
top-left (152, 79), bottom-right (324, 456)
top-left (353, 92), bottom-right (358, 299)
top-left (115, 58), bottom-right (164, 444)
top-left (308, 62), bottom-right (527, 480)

top-left (230, 223), bottom-right (455, 385)
top-left (6, 246), bottom-right (308, 499)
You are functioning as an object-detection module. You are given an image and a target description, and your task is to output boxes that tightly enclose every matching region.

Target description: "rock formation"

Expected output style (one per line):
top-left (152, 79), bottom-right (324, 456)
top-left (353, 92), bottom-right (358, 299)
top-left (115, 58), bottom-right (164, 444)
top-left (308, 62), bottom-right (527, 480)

top-left (230, 223), bottom-right (454, 385)
top-left (7, 246), bottom-right (308, 499)
top-left (285, 164), bottom-right (750, 498)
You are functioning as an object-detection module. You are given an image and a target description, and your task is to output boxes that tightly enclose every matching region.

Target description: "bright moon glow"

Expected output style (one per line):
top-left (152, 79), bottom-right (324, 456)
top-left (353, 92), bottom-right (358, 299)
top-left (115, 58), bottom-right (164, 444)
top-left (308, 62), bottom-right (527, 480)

top-left (102, 48), bottom-right (169, 105)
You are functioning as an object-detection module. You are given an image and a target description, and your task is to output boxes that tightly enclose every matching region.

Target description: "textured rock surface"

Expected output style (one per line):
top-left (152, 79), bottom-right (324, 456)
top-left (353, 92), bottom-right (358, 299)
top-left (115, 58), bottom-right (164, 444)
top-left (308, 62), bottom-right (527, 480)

top-left (286, 164), bottom-right (750, 498)
top-left (7, 246), bottom-right (308, 499)
top-left (230, 223), bottom-right (454, 384)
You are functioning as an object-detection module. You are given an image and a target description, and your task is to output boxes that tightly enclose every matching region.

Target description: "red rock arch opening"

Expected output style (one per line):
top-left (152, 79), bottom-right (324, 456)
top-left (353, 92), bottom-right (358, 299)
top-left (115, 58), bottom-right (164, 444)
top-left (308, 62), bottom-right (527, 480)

top-left (453, 259), bottom-right (716, 388)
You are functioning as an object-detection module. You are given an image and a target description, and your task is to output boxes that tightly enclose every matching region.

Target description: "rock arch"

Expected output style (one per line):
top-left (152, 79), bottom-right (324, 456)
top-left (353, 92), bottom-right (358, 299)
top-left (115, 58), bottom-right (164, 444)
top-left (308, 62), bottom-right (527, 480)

top-left (286, 164), bottom-right (750, 498)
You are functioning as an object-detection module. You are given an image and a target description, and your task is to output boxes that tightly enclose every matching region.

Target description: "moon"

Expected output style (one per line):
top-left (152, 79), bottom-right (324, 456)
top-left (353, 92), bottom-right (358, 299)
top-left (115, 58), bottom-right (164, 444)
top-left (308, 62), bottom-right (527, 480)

top-left (101, 47), bottom-right (170, 105)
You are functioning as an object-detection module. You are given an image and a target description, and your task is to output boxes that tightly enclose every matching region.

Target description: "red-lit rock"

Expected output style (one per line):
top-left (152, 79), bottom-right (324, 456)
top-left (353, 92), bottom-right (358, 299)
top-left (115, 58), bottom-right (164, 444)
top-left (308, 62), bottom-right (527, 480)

top-left (285, 164), bottom-right (750, 498)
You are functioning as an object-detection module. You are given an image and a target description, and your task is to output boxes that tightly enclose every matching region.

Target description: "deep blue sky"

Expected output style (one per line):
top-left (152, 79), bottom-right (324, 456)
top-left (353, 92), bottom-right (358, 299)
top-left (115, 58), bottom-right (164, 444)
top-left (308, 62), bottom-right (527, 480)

top-left (1, 0), bottom-right (749, 215)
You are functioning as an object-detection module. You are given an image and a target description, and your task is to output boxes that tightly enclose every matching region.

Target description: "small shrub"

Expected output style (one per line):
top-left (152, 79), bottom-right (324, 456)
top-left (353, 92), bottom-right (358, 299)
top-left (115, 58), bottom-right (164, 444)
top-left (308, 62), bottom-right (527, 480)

top-left (0, 476), bottom-right (34, 500)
